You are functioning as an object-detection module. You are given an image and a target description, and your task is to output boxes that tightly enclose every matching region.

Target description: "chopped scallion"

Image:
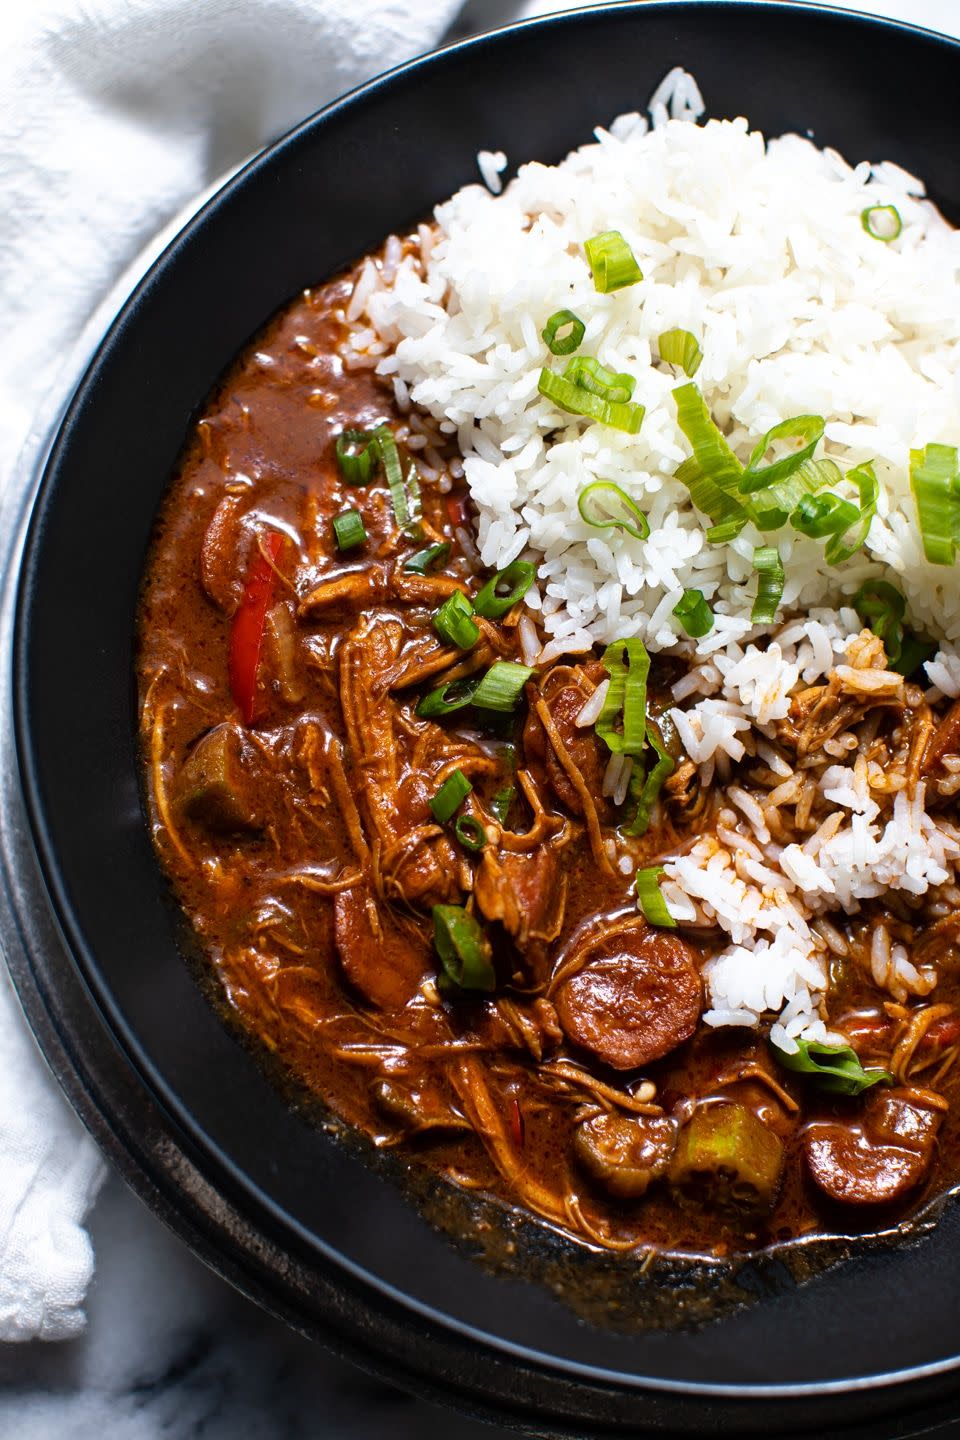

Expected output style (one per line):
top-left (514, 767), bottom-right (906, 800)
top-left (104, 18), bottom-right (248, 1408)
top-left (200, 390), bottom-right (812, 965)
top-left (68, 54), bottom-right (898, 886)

top-left (373, 423), bottom-right (421, 536)
top-left (538, 368), bottom-right (645, 434)
top-left (909, 443), bottom-right (960, 566)
top-left (578, 481), bottom-right (650, 541)
top-left (332, 509), bottom-right (366, 551)
top-left (474, 560), bottom-right (535, 618)
top-left (623, 719), bottom-right (675, 837)
top-left (563, 355), bottom-right (636, 404)
top-left (542, 308), bottom-right (585, 356)
top-left (824, 461), bottom-right (878, 565)
top-left (791, 490), bottom-right (859, 540)
top-left (403, 542), bottom-right (451, 574)
top-left (415, 676), bottom-right (480, 718)
top-left (751, 546), bottom-right (785, 624)
top-left (658, 328), bottom-right (702, 378)
top-left (335, 429), bottom-right (378, 486)
top-left (430, 769), bottom-right (473, 823)
top-left (861, 204), bottom-right (902, 243)
top-left (597, 638), bottom-right (649, 756)
top-left (584, 229), bottom-right (643, 292)
top-left (853, 579), bottom-right (906, 662)
top-left (433, 590), bottom-right (479, 649)
top-left (741, 415), bottom-right (825, 492)
top-left (744, 455), bottom-right (836, 532)
top-left (672, 384), bottom-right (749, 539)
top-left (490, 785), bottom-right (515, 826)
top-left (454, 815), bottom-right (487, 853)
top-left (673, 588), bottom-right (714, 637)
top-left (432, 905), bottom-right (496, 992)
top-left (471, 661), bottom-right (536, 712)
top-left (635, 866), bottom-right (677, 928)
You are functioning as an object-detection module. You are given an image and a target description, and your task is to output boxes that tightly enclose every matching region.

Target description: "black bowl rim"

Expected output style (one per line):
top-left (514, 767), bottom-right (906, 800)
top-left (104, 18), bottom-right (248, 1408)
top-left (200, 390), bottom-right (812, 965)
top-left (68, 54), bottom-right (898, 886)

top-left (12, 0), bottom-right (960, 1411)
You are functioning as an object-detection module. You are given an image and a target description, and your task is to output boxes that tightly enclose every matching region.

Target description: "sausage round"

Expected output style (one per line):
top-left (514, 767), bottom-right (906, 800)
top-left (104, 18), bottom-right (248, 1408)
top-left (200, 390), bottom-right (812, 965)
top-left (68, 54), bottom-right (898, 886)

top-left (554, 917), bottom-right (702, 1069)
top-left (805, 1087), bottom-right (944, 1206)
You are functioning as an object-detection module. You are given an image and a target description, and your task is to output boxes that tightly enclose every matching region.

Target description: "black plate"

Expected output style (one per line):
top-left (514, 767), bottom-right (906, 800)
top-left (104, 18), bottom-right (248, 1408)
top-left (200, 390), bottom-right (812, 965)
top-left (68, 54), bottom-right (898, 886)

top-left (12, 3), bottom-right (960, 1432)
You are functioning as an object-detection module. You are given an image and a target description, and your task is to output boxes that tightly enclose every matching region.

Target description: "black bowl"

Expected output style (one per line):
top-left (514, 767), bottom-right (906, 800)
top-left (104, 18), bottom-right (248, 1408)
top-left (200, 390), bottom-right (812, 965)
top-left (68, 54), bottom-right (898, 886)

top-left (11, 3), bottom-right (960, 1433)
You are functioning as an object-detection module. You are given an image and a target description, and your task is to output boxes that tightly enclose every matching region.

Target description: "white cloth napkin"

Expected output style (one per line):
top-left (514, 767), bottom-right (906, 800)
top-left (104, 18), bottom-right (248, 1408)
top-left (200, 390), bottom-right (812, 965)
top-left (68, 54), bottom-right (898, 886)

top-left (0, 0), bottom-right (460, 1343)
top-left (1, 0), bottom-right (958, 1348)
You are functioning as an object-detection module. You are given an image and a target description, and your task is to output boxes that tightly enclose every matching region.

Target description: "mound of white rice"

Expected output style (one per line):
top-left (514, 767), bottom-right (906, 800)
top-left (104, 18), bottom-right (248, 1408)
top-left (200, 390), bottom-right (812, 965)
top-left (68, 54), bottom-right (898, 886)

top-left (354, 71), bottom-right (960, 1047)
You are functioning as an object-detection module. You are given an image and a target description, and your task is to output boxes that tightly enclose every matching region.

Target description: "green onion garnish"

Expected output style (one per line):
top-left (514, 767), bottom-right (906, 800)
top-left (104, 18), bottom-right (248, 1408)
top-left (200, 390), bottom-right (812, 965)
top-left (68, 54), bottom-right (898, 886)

top-left (672, 384), bottom-right (749, 540)
top-left (577, 481), bottom-right (650, 541)
top-left (623, 718), bottom-right (675, 838)
top-left (416, 677), bottom-right (480, 718)
top-left (771, 1038), bottom-right (891, 1096)
top-left (474, 560), bottom-right (535, 618)
top-left (538, 368), bottom-right (645, 434)
top-left (597, 638), bottom-right (649, 756)
top-left (454, 814), bottom-right (487, 853)
top-left (658, 328), bottom-right (702, 378)
top-left (861, 204), bottom-right (902, 243)
top-left (490, 785), bottom-right (515, 826)
top-left (892, 632), bottom-right (937, 679)
top-left (740, 454), bottom-right (834, 533)
top-left (909, 443), bottom-right (960, 566)
top-left (853, 579), bottom-right (906, 662)
top-left (751, 545), bottom-right (785, 624)
top-left (432, 905), bottom-right (496, 992)
top-left (824, 461), bottom-right (878, 565)
top-left (791, 491), bottom-right (859, 540)
top-left (542, 308), bottom-right (585, 356)
top-left (433, 590), bottom-right (479, 649)
top-left (584, 230), bottom-right (643, 293)
top-left (332, 509), bottom-right (366, 551)
top-left (740, 415), bottom-right (825, 493)
top-left (673, 588), bottom-right (714, 637)
top-left (563, 356), bottom-right (636, 404)
top-left (471, 661), bottom-right (536, 712)
top-left (635, 866), bottom-right (677, 928)
top-left (335, 429), bottom-right (378, 486)
top-left (373, 423), bottom-right (421, 536)
top-left (403, 542), bottom-right (450, 574)
top-left (430, 769), bottom-right (473, 823)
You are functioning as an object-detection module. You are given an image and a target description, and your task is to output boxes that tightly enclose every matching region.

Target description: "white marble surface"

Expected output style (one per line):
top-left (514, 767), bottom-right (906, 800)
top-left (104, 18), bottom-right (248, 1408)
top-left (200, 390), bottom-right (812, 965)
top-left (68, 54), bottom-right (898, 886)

top-left (7, 1), bottom-right (960, 1435)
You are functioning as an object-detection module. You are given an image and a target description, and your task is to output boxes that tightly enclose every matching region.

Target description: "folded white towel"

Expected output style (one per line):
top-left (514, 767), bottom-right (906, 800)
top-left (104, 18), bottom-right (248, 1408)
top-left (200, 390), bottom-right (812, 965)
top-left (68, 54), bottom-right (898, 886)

top-left (0, 0), bottom-right (459, 1343)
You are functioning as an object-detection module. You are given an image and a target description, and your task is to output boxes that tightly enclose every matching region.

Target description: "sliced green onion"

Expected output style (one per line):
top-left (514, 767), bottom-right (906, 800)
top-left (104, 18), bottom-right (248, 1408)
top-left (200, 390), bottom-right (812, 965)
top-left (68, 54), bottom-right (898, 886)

top-left (373, 423), bottom-right (420, 535)
top-left (403, 542), bottom-right (451, 574)
top-left (658, 328), bottom-right (702, 378)
top-left (597, 638), bottom-right (649, 756)
top-left (335, 429), bottom-right (378, 486)
top-left (891, 631), bottom-right (937, 679)
top-left (672, 384), bottom-right (749, 539)
top-left (824, 461), bottom-right (878, 565)
top-left (430, 769), bottom-right (472, 823)
top-left (861, 204), bottom-right (902, 243)
top-left (623, 719), bottom-right (675, 837)
top-left (751, 546), bottom-right (785, 624)
top-left (745, 455), bottom-right (837, 533)
top-left (853, 579), bottom-right (906, 662)
top-left (584, 229), bottom-right (643, 293)
top-left (563, 356), bottom-right (636, 404)
top-left (771, 1038), bottom-right (891, 1097)
top-left (542, 309), bottom-right (585, 356)
top-left (635, 866), bottom-right (677, 928)
top-left (474, 560), bottom-right (536, 618)
top-left (490, 785), bottom-right (515, 826)
top-left (432, 905), bottom-right (496, 992)
top-left (416, 676), bottom-right (480, 719)
top-left (791, 491), bottom-right (859, 540)
top-left (454, 815), bottom-right (487, 853)
top-left (741, 416), bottom-right (825, 493)
top-left (673, 588), bottom-right (714, 637)
top-left (909, 443), bottom-right (960, 566)
top-left (577, 481), bottom-right (650, 541)
top-left (332, 509), bottom-right (366, 551)
top-left (433, 590), bottom-right (479, 649)
top-left (538, 368), bottom-right (645, 434)
top-left (471, 661), bottom-right (536, 712)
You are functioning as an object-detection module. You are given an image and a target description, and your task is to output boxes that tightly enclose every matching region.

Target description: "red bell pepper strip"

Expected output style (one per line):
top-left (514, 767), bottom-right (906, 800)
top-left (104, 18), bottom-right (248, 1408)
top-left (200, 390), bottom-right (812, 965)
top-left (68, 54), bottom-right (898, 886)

top-left (229, 531), bottom-right (285, 724)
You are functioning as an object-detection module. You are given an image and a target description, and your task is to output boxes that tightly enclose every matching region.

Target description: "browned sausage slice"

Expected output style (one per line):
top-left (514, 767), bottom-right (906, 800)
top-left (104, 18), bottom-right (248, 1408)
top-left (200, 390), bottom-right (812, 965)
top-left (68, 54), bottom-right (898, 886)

top-left (333, 885), bottom-right (428, 1010)
top-left (805, 1087), bottom-right (944, 1206)
top-left (554, 917), bottom-right (702, 1070)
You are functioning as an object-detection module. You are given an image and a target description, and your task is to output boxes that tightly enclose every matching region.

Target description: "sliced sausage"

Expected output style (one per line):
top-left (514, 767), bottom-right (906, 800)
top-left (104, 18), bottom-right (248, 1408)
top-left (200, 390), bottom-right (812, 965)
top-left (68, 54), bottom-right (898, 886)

top-left (805, 1086), bottom-right (944, 1206)
top-left (333, 886), bottom-right (428, 1010)
top-left (199, 490), bottom-right (246, 614)
top-left (573, 1112), bottom-right (678, 1198)
top-left (554, 917), bottom-right (702, 1070)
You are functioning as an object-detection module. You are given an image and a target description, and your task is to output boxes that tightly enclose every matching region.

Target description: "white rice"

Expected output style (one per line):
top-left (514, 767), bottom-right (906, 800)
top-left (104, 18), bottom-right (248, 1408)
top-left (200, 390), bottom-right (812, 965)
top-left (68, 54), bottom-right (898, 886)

top-left (351, 69), bottom-right (960, 1046)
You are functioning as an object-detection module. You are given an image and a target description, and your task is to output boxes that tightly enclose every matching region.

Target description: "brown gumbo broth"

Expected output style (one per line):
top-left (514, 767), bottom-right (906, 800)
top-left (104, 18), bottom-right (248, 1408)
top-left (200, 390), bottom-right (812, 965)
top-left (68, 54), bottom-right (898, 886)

top-left (138, 257), bottom-right (960, 1264)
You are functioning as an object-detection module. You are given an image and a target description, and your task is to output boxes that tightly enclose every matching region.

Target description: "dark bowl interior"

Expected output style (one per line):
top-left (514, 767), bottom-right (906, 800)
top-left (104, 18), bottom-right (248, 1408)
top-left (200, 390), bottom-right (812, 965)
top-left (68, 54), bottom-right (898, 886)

top-left (14, 2), bottom-right (960, 1432)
